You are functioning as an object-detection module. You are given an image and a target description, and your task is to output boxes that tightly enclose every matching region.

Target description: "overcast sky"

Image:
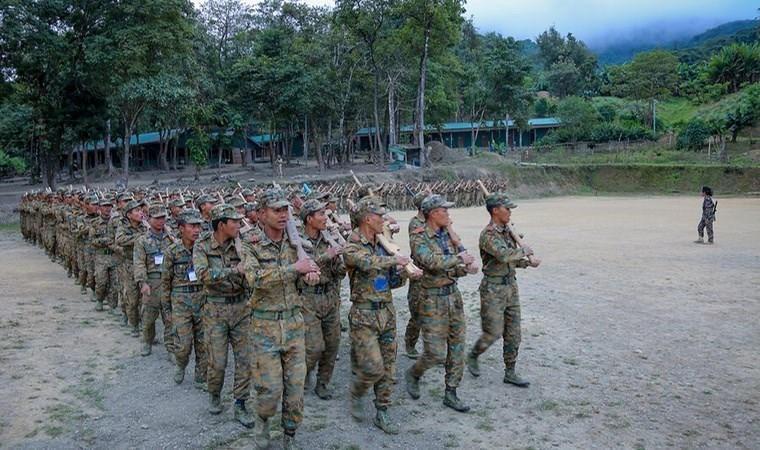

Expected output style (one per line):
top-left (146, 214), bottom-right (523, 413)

top-left (204, 0), bottom-right (757, 46)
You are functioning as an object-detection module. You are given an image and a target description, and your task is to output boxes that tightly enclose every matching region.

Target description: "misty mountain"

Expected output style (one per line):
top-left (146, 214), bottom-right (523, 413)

top-left (592, 19), bottom-right (758, 65)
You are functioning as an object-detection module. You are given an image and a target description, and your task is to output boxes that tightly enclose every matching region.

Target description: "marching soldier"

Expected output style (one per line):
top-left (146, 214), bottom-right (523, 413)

top-left (299, 199), bottom-right (346, 400)
top-left (161, 210), bottom-right (207, 390)
top-left (405, 195), bottom-right (477, 412)
top-left (115, 200), bottom-right (146, 337)
top-left (695, 185), bottom-right (716, 245)
top-left (193, 204), bottom-right (253, 427)
top-left (404, 191), bottom-right (428, 359)
top-left (343, 196), bottom-right (418, 434)
top-left (466, 193), bottom-right (540, 387)
top-left (242, 189), bottom-right (319, 448)
top-left (134, 205), bottom-right (175, 357)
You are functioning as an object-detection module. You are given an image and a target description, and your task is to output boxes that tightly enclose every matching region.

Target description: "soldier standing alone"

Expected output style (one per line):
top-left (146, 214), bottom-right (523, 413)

top-left (695, 185), bottom-right (716, 245)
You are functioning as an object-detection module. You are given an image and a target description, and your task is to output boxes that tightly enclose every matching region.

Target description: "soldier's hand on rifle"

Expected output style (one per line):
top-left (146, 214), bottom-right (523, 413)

top-left (465, 262), bottom-right (480, 274)
top-left (327, 245), bottom-right (343, 259)
top-left (395, 254), bottom-right (411, 267)
top-left (303, 271), bottom-right (320, 286)
top-left (458, 251), bottom-right (475, 266)
top-left (140, 283), bottom-right (151, 296)
top-left (521, 245), bottom-right (534, 257)
top-left (294, 257), bottom-right (318, 274)
top-left (409, 267), bottom-right (423, 279)
top-left (529, 256), bottom-right (542, 268)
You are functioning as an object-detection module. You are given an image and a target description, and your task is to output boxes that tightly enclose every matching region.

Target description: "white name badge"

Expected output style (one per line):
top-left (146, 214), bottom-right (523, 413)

top-left (187, 269), bottom-right (197, 282)
top-left (154, 254), bottom-right (164, 265)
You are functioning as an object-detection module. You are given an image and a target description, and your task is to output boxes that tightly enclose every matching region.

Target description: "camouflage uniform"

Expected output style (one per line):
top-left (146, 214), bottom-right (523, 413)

top-left (161, 210), bottom-right (207, 385)
top-left (242, 190), bottom-right (306, 435)
top-left (134, 205), bottom-right (175, 354)
top-left (469, 195), bottom-right (531, 378)
top-left (192, 205), bottom-right (251, 408)
top-left (90, 200), bottom-right (117, 310)
top-left (77, 202), bottom-right (99, 295)
top-left (115, 201), bottom-right (146, 333)
top-left (299, 200), bottom-right (346, 394)
top-left (404, 211), bottom-right (426, 354)
top-left (697, 195), bottom-right (716, 243)
top-left (343, 198), bottom-right (407, 414)
top-left (408, 217), bottom-right (469, 393)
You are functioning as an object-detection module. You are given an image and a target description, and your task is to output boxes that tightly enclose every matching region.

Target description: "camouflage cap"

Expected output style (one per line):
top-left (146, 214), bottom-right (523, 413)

top-left (244, 202), bottom-right (258, 212)
top-left (123, 200), bottom-right (141, 214)
top-left (350, 196), bottom-right (387, 223)
top-left (148, 204), bottom-right (168, 218)
top-left (195, 194), bottom-right (216, 207)
top-left (241, 189), bottom-right (256, 197)
top-left (485, 193), bottom-right (517, 209)
top-left (99, 197), bottom-right (114, 207)
top-left (299, 199), bottom-right (327, 222)
top-left (413, 192), bottom-right (428, 209)
top-left (258, 189), bottom-right (290, 209)
top-left (421, 194), bottom-right (454, 215)
top-left (117, 192), bottom-right (134, 202)
top-left (227, 197), bottom-right (245, 207)
top-left (168, 198), bottom-right (185, 208)
top-left (85, 194), bottom-right (100, 204)
top-left (177, 209), bottom-right (203, 225)
top-left (210, 203), bottom-right (244, 221)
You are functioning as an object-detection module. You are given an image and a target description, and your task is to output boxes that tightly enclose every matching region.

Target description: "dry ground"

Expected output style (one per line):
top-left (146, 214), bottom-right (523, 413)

top-left (1, 196), bottom-right (758, 450)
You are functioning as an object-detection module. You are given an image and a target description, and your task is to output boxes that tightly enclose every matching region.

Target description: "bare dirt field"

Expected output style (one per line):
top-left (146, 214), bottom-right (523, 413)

top-left (1, 195), bottom-right (759, 450)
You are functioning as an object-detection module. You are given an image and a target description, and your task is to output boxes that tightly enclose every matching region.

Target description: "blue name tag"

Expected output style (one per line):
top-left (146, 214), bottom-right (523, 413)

top-left (373, 276), bottom-right (389, 292)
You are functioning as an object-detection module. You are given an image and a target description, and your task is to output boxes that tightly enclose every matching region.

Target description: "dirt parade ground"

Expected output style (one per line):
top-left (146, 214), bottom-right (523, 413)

top-left (1, 195), bottom-right (759, 449)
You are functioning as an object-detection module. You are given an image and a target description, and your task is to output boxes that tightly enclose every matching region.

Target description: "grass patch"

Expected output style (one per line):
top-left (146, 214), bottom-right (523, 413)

top-left (42, 425), bottom-right (64, 437)
top-left (539, 400), bottom-right (560, 412)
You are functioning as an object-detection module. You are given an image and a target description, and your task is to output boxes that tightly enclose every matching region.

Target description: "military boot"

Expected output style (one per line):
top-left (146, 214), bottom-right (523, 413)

top-left (405, 345), bottom-right (419, 359)
top-left (706, 239), bottom-right (714, 245)
top-left (350, 394), bottom-right (364, 421)
top-left (405, 368), bottom-right (420, 399)
top-left (373, 408), bottom-right (399, 435)
top-left (208, 393), bottom-right (223, 415)
top-left (80, 286), bottom-right (87, 295)
top-left (121, 314), bottom-right (129, 326)
top-left (234, 399), bottom-right (255, 428)
top-left (254, 415), bottom-right (270, 449)
top-left (503, 367), bottom-right (530, 387)
top-left (95, 300), bottom-right (104, 312)
top-left (283, 432), bottom-right (301, 450)
top-left (141, 342), bottom-right (151, 356)
top-left (466, 352), bottom-right (480, 377)
top-left (194, 377), bottom-right (207, 392)
top-left (694, 237), bottom-right (704, 244)
top-left (443, 388), bottom-right (470, 413)
top-left (174, 366), bottom-right (185, 385)
top-left (89, 292), bottom-right (97, 302)
top-left (131, 326), bottom-right (140, 337)
top-left (304, 370), bottom-right (315, 391)
top-left (314, 383), bottom-right (332, 400)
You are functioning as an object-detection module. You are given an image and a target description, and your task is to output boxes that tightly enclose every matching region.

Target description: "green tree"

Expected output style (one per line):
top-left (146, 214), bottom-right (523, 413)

top-left (556, 96), bottom-right (599, 143)
top-left (706, 43), bottom-right (760, 94)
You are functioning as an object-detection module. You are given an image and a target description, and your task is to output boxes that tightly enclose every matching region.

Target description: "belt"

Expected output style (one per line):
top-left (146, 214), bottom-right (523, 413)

top-left (147, 273), bottom-right (162, 280)
top-left (207, 294), bottom-right (246, 304)
top-left (172, 285), bottom-right (203, 294)
top-left (96, 249), bottom-right (113, 255)
top-left (425, 284), bottom-right (458, 296)
top-left (353, 301), bottom-right (388, 310)
top-left (252, 307), bottom-right (300, 320)
top-left (299, 284), bottom-right (331, 295)
top-left (484, 275), bottom-right (514, 285)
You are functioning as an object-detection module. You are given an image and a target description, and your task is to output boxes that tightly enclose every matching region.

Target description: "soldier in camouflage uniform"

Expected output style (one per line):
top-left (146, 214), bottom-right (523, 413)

top-left (343, 196), bottom-right (418, 434)
top-left (134, 204), bottom-right (176, 357)
top-left (167, 198), bottom-right (185, 230)
top-left (111, 193), bottom-right (134, 321)
top-left (695, 185), bottom-right (716, 245)
top-left (195, 195), bottom-right (216, 236)
top-left (466, 193), bottom-right (540, 387)
top-left (77, 195), bottom-right (100, 300)
top-left (404, 191), bottom-right (428, 359)
top-left (90, 198), bottom-right (117, 312)
top-left (405, 195), bottom-right (477, 412)
top-left (299, 199), bottom-right (346, 400)
top-left (161, 209), bottom-right (207, 390)
top-left (193, 204), bottom-right (253, 427)
top-left (115, 200), bottom-right (146, 337)
top-left (242, 189), bottom-right (319, 449)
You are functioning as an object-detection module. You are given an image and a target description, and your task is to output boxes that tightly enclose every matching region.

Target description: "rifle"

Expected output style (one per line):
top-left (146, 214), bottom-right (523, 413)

top-left (476, 179), bottom-right (539, 266)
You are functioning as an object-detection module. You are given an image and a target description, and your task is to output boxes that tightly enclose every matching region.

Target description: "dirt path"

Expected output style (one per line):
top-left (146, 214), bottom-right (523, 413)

top-left (1, 196), bottom-right (759, 449)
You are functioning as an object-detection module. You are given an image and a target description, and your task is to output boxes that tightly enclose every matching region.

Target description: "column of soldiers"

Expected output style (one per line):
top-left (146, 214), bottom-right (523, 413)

top-left (18, 181), bottom-right (540, 449)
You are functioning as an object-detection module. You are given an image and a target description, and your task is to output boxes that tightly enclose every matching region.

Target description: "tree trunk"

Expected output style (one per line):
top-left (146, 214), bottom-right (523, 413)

top-left (719, 135), bottom-right (728, 163)
top-left (388, 76), bottom-right (397, 147)
top-left (216, 142), bottom-right (223, 178)
top-left (171, 136), bottom-right (178, 170)
top-left (416, 30), bottom-right (430, 167)
top-left (122, 119), bottom-right (131, 187)
top-left (315, 125), bottom-right (325, 173)
top-left (67, 146), bottom-right (74, 179)
top-left (82, 141), bottom-right (89, 187)
top-left (303, 115), bottom-right (309, 164)
top-left (105, 119), bottom-right (113, 176)
top-left (372, 70), bottom-right (384, 165)
top-left (159, 129), bottom-right (170, 171)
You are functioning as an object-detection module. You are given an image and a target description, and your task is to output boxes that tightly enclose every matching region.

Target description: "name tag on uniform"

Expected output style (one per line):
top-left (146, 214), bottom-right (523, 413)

top-left (187, 268), bottom-right (197, 281)
top-left (154, 254), bottom-right (164, 265)
top-left (373, 276), bottom-right (389, 292)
